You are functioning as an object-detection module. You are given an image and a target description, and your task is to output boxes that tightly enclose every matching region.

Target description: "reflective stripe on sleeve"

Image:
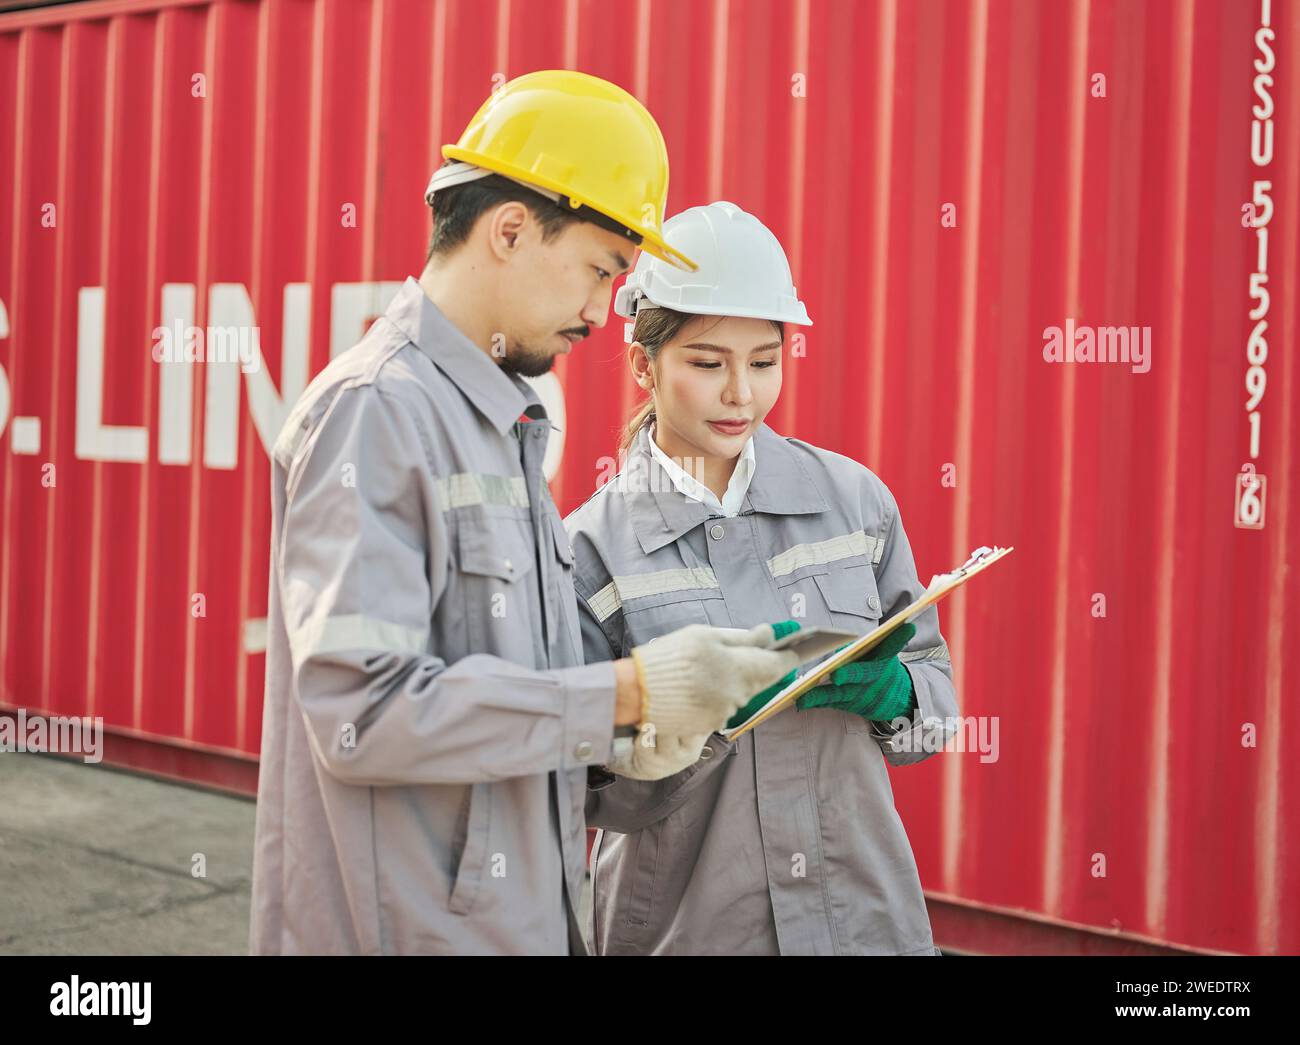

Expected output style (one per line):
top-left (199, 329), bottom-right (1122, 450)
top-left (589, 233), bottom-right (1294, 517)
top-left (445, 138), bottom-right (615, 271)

top-left (588, 566), bottom-right (721, 623)
top-left (290, 613), bottom-right (430, 663)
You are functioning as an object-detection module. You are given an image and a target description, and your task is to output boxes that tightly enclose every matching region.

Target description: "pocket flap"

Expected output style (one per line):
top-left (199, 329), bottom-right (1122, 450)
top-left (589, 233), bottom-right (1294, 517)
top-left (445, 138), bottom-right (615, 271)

top-left (813, 564), bottom-right (883, 619)
top-left (458, 521), bottom-right (536, 582)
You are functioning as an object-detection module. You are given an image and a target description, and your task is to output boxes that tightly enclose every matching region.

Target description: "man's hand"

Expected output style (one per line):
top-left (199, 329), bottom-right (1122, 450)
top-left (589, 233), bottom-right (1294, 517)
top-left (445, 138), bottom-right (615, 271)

top-left (630, 623), bottom-right (800, 736)
top-left (604, 730), bottom-right (710, 781)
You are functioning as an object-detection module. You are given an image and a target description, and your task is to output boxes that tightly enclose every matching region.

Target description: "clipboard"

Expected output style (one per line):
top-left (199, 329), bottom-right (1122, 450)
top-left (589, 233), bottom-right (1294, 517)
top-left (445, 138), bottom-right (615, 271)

top-left (767, 625), bottom-right (864, 663)
top-left (722, 545), bottom-right (1014, 739)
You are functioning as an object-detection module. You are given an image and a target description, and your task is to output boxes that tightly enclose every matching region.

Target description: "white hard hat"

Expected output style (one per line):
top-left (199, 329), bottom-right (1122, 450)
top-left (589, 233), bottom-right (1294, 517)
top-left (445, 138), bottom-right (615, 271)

top-left (613, 201), bottom-right (812, 343)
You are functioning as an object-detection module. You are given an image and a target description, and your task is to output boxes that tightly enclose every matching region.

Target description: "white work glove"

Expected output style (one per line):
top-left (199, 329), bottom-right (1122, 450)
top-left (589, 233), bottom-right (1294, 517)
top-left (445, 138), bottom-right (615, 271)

top-left (630, 623), bottom-right (801, 737)
top-left (604, 731), bottom-right (710, 781)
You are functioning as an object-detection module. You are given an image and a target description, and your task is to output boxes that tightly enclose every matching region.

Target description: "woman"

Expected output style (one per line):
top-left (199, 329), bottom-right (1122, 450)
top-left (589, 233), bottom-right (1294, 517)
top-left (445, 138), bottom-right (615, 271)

top-left (564, 201), bottom-right (958, 955)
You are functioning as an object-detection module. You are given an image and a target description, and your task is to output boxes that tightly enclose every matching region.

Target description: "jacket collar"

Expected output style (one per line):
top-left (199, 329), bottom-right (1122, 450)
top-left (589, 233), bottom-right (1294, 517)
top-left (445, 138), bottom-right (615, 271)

top-left (621, 422), bottom-right (829, 554)
top-left (385, 276), bottom-right (536, 436)
top-left (647, 421), bottom-right (756, 514)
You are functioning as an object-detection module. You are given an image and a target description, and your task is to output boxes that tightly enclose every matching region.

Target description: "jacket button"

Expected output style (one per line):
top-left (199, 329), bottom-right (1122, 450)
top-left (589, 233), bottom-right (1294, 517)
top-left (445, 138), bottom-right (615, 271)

top-left (699, 744), bottom-right (714, 761)
top-left (504, 558), bottom-right (514, 572)
top-left (574, 740), bottom-right (594, 761)
top-left (709, 524), bottom-right (725, 540)
top-left (867, 594), bottom-right (880, 612)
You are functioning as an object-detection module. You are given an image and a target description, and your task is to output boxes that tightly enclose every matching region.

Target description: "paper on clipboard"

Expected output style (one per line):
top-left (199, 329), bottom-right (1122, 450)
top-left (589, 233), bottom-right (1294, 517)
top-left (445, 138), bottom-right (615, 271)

top-left (721, 545), bottom-right (1014, 739)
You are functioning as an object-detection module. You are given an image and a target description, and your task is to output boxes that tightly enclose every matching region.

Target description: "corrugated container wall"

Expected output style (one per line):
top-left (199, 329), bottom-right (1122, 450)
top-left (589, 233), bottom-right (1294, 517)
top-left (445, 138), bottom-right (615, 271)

top-left (0, 0), bottom-right (1295, 955)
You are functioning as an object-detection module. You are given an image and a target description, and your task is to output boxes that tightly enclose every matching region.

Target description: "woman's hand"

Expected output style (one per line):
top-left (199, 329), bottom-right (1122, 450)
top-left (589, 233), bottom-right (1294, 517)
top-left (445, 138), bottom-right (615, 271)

top-left (797, 622), bottom-right (918, 721)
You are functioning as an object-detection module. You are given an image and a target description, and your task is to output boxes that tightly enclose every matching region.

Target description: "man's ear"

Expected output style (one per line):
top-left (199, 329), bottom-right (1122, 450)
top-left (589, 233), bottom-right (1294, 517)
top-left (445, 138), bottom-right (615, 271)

top-left (628, 341), bottom-right (654, 390)
top-left (486, 201), bottom-right (531, 260)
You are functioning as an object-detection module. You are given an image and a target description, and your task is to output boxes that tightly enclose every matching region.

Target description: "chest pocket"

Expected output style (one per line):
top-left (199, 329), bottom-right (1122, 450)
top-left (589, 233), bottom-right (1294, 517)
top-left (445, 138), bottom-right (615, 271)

top-left (812, 563), bottom-right (890, 734)
top-left (458, 515), bottom-right (536, 657)
top-left (770, 556), bottom-right (881, 628)
top-left (618, 585), bottom-right (726, 656)
top-left (813, 562), bottom-right (884, 629)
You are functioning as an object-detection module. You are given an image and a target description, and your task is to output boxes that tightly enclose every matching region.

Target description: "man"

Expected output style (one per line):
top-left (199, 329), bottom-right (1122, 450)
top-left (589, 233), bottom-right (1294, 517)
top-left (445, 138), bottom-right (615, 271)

top-left (249, 70), bottom-right (799, 955)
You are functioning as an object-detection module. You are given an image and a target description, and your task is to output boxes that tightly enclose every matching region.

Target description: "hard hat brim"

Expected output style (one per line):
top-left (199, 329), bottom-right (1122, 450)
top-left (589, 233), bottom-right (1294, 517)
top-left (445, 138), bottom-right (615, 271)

top-left (629, 300), bottom-right (812, 326)
top-left (442, 144), bottom-right (698, 272)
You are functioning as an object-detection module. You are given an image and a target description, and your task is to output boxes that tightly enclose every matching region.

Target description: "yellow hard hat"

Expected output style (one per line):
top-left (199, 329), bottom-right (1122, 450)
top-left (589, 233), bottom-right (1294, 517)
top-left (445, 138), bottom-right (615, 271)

top-left (435, 70), bottom-right (697, 271)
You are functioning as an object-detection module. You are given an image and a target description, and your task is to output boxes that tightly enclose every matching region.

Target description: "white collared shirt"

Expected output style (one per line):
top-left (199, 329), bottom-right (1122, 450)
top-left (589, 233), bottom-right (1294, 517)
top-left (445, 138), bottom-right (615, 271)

top-left (647, 421), bottom-right (756, 518)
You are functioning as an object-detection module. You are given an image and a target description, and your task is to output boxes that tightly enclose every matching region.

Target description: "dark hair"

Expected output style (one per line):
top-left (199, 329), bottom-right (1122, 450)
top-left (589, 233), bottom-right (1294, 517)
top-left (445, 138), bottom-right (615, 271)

top-left (426, 163), bottom-right (584, 263)
top-left (619, 307), bottom-right (784, 453)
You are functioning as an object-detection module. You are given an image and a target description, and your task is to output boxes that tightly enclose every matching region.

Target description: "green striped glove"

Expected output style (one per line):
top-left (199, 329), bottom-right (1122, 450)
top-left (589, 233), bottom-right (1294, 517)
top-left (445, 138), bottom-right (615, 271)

top-left (796, 621), bottom-right (918, 723)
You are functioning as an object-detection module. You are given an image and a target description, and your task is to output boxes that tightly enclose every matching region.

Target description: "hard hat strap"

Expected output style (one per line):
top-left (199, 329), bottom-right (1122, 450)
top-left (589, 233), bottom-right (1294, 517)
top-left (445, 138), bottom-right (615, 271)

top-left (557, 200), bottom-right (645, 250)
top-left (628, 296), bottom-right (661, 317)
top-left (425, 161), bottom-right (565, 204)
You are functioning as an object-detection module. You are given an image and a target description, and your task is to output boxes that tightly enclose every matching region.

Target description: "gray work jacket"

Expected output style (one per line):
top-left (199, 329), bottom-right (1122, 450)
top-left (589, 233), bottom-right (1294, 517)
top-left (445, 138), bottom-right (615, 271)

top-left (565, 423), bottom-right (956, 955)
top-left (250, 277), bottom-right (615, 955)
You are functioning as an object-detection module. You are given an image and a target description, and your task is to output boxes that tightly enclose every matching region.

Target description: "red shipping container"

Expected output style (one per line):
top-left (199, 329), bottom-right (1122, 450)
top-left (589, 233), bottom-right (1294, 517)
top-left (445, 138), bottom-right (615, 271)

top-left (0, 0), bottom-right (1296, 955)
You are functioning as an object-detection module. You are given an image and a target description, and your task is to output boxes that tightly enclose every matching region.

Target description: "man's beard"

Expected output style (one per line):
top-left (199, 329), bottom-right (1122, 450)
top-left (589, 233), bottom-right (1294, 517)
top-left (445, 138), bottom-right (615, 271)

top-left (498, 340), bottom-right (556, 378)
top-left (498, 328), bottom-right (588, 378)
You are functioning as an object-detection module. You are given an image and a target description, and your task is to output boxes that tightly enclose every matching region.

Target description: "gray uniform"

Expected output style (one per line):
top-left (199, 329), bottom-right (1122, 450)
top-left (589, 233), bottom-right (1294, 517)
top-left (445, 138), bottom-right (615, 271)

top-left (565, 423), bottom-right (956, 955)
top-left (250, 277), bottom-right (615, 955)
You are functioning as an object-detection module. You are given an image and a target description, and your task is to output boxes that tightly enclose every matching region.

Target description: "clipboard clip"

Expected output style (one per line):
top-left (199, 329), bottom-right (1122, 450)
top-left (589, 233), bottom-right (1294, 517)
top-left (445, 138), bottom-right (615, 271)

top-left (956, 545), bottom-right (996, 573)
top-left (927, 546), bottom-right (1000, 591)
